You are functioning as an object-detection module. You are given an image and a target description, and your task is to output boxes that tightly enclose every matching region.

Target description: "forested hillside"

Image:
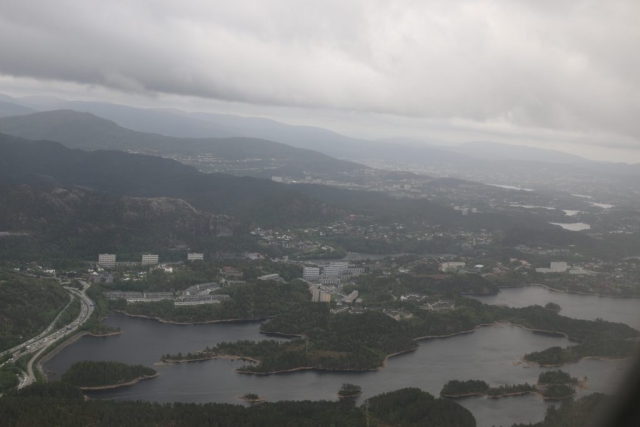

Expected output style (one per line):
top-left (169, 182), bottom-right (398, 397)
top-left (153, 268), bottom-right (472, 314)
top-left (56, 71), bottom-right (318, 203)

top-left (0, 182), bottom-right (243, 264)
top-left (0, 134), bottom-right (343, 227)
top-left (0, 272), bottom-right (69, 351)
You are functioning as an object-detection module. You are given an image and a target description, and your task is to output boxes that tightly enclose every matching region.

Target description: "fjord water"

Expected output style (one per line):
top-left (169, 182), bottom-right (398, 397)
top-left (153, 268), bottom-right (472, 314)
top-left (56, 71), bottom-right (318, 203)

top-left (45, 286), bottom-right (640, 427)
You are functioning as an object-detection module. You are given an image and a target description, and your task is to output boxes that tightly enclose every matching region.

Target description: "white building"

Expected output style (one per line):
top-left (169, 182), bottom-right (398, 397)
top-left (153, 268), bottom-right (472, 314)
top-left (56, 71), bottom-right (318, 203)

top-left (347, 267), bottom-right (365, 275)
top-left (258, 273), bottom-right (281, 281)
top-left (271, 176), bottom-right (283, 182)
top-left (303, 267), bottom-right (321, 281)
top-left (98, 254), bottom-right (116, 268)
top-left (440, 262), bottom-right (465, 272)
top-left (342, 290), bottom-right (359, 304)
top-left (141, 254), bottom-right (159, 265)
top-left (187, 253), bottom-right (204, 261)
top-left (324, 262), bottom-right (349, 277)
top-left (320, 276), bottom-right (341, 285)
top-left (536, 262), bottom-right (569, 274)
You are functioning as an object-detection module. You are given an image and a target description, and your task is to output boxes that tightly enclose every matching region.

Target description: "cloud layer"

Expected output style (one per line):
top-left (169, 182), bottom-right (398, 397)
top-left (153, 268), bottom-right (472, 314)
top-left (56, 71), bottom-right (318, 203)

top-left (1, 0), bottom-right (639, 143)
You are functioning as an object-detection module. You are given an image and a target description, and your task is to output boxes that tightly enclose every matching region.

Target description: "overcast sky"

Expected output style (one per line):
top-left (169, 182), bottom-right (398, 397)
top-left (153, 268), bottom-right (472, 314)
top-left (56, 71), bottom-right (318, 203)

top-left (1, 0), bottom-right (639, 162)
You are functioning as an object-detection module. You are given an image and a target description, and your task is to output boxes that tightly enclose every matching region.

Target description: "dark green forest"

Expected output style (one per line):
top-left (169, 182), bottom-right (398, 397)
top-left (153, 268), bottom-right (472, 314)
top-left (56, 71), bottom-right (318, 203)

top-left (61, 361), bottom-right (157, 388)
top-left (537, 370), bottom-right (578, 385)
top-left (0, 272), bottom-right (69, 351)
top-left (440, 380), bottom-right (536, 398)
top-left (0, 382), bottom-right (480, 427)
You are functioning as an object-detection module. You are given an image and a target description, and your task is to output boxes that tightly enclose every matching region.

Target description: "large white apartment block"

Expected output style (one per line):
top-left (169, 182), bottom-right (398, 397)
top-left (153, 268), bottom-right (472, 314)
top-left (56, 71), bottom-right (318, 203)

top-left (141, 254), bottom-right (159, 265)
top-left (303, 267), bottom-right (321, 281)
top-left (98, 254), bottom-right (116, 268)
top-left (187, 253), bottom-right (204, 261)
top-left (324, 262), bottom-right (349, 277)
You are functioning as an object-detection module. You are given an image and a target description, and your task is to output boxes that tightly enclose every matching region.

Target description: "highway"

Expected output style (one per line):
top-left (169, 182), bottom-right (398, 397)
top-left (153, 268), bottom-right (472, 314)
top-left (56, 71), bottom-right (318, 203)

top-left (0, 292), bottom-right (75, 360)
top-left (10, 282), bottom-right (95, 388)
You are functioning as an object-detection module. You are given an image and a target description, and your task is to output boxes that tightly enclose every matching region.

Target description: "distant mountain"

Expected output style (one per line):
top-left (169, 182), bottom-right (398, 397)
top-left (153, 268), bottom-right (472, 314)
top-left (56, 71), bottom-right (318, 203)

top-left (0, 134), bottom-right (548, 234)
top-left (0, 134), bottom-right (343, 227)
top-left (0, 110), bottom-right (368, 177)
top-left (449, 141), bottom-right (589, 164)
top-left (0, 100), bottom-right (35, 118)
top-left (1, 93), bottom-right (599, 166)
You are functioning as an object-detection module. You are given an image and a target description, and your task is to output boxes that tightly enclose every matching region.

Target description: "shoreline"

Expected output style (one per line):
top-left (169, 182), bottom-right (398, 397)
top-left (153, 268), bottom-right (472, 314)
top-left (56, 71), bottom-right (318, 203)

top-left (113, 311), bottom-right (270, 325)
top-left (519, 355), bottom-right (630, 368)
top-left (161, 347), bottom-right (418, 375)
top-left (442, 390), bottom-right (574, 401)
top-left (78, 373), bottom-right (159, 390)
top-left (442, 391), bottom-right (535, 399)
top-left (499, 283), bottom-right (640, 300)
top-left (37, 330), bottom-right (123, 379)
top-left (159, 354), bottom-right (261, 366)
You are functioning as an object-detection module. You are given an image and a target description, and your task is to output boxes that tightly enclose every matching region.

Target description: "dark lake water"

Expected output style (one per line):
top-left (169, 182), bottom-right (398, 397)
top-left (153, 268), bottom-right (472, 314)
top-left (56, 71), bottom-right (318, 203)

top-left (45, 286), bottom-right (640, 427)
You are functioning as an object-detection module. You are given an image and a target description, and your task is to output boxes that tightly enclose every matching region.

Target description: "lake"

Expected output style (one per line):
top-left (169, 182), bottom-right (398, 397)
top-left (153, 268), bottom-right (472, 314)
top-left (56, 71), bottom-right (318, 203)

top-left (549, 222), bottom-right (591, 231)
top-left (44, 285), bottom-right (640, 427)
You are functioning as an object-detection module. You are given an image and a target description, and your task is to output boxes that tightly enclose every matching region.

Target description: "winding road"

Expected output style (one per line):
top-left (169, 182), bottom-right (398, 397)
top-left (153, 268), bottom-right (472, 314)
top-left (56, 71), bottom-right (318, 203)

top-left (15, 282), bottom-right (95, 388)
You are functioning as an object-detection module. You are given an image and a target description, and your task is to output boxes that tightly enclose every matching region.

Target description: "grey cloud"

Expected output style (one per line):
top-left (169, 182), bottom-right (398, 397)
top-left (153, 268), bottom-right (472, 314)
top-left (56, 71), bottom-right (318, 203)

top-left (0, 0), bottom-right (639, 144)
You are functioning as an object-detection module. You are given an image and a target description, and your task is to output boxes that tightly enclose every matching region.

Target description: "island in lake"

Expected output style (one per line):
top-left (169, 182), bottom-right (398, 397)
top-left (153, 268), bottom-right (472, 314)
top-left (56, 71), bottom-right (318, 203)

top-left (61, 361), bottom-right (158, 390)
top-left (441, 371), bottom-right (580, 401)
top-left (337, 383), bottom-right (362, 398)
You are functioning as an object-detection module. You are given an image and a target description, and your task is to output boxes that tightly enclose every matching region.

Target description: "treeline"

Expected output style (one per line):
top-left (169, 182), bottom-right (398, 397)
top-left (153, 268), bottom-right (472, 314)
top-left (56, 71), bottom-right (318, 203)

top-left (0, 382), bottom-right (477, 427)
top-left (540, 384), bottom-right (575, 400)
top-left (440, 380), bottom-right (536, 398)
top-left (513, 394), bottom-right (608, 427)
top-left (523, 335), bottom-right (637, 366)
top-left (81, 285), bottom-right (121, 335)
top-left (538, 370), bottom-right (578, 385)
top-left (338, 383), bottom-right (362, 397)
top-left (111, 282), bottom-right (310, 324)
top-left (61, 361), bottom-right (157, 388)
top-left (366, 388), bottom-right (476, 427)
top-left (0, 363), bottom-right (20, 393)
top-left (0, 271), bottom-right (69, 351)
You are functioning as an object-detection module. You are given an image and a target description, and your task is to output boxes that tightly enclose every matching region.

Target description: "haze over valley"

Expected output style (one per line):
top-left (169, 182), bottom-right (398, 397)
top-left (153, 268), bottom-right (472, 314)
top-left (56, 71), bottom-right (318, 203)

top-left (1, 2), bottom-right (639, 427)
